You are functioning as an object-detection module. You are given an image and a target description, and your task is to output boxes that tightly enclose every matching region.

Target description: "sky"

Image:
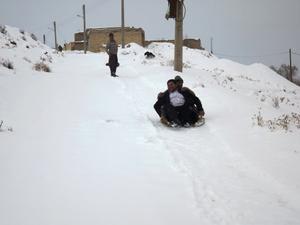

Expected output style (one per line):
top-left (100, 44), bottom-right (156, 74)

top-left (1, 0), bottom-right (300, 70)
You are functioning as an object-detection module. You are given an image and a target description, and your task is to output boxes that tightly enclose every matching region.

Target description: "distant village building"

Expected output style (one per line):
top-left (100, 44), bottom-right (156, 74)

top-left (145, 39), bottom-right (204, 50)
top-left (65, 26), bottom-right (203, 52)
top-left (65, 27), bottom-right (145, 52)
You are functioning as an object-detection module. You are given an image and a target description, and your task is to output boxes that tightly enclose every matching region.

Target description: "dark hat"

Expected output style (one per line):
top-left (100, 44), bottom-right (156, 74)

top-left (174, 75), bottom-right (183, 82)
top-left (167, 79), bottom-right (176, 84)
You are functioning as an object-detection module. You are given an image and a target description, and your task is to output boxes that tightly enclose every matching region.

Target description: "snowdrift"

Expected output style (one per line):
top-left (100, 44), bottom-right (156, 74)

top-left (0, 25), bottom-right (56, 74)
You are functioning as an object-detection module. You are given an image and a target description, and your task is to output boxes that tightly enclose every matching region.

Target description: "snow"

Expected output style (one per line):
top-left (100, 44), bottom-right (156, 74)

top-left (1, 25), bottom-right (300, 225)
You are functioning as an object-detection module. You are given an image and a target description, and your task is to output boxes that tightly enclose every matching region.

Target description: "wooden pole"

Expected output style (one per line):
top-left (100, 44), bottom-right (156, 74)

top-left (289, 49), bottom-right (293, 82)
top-left (83, 4), bottom-right (87, 54)
top-left (43, 34), bottom-right (46, 45)
top-left (121, 0), bottom-right (125, 48)
top-left (53, 21), bottom-right (58, 50)
top-left (174, 0), bottom-right (183, 72)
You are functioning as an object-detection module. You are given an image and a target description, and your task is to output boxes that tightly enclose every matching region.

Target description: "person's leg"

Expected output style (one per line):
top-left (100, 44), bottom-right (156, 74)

top-left (164, 104), bottom-right (181, 125)
top-left (111, 55), bottom-right (118, 76)
top-left (188, 109), bottom-right (199, 124)
top-left (108, 55), bottom-right (114, 76)
top-left (177, 105), bottom-right (196, 125)
top-left (177, 106), bottom-right (188, 124)
top-left (183, 106), bottom-right (198, 125)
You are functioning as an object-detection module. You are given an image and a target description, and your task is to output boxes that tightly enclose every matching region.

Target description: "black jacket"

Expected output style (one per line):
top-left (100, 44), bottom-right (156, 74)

top-left (154, 89), bottom-right (204, 117)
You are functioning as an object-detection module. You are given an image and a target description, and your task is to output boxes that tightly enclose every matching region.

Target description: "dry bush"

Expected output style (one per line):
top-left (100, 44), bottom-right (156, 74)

top-left (252, 111), bottom-right (264, 127)
top-left (0, 25), bottom-right (7, 34)
top-left (227, 76), bottom-right (234, 82)
top-left (252, 111), bottom-right (300, 131)
top-left (272, 97), bottom-right (280, 108)
top-left (33, 62), bottom-right (51, 72)
top-left (30, 33), bottom-right (38, 41)
top-left (0, 58), bottom-right (14, 70)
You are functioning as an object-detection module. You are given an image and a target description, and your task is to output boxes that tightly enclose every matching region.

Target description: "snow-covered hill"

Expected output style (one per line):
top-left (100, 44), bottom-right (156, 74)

top-left (0, 25), bottom-right (56, 74)
top-left (1, 26), bottom-right (300, 225)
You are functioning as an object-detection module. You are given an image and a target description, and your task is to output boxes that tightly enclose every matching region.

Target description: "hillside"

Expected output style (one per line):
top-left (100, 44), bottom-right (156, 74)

top-left (0, 25), bottom-right (56, 74)
top-left (1, 25), bottom-right (300, 225)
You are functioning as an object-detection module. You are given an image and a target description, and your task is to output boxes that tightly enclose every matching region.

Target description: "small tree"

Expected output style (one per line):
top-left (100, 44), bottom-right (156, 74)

top-left (270, 64), bottom-right (298, 79)
top-left (0, 25), bottom-right (7, 34)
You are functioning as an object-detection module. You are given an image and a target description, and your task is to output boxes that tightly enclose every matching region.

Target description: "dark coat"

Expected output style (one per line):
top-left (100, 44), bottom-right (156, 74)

top-left (154, 89), bottom-right (204, 117)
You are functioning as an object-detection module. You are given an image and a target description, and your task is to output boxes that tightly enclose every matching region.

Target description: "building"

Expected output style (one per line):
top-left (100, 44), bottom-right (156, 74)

top-left (145, 38), bottom-right (204, 50)
top-left (65, 26), bottom-right (203, 52)
top-left (65, 27), bottom-right (145, 52)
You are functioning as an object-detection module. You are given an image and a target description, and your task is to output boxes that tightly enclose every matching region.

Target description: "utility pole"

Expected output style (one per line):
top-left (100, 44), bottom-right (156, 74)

top-left (43, 34), bottom-right (46, 45)
top-left (174, 0), bottom-right (183, 72)
top-left (210, 37), bottom-right (213, 54)
top-left (289, 48), bottom-right (293, 82)
top-left (121, 0), bottom-right (125, 48)
top-left (53, 21), bottom-right (58, 50)
top-left (83, 4), bottom-right (87, 54)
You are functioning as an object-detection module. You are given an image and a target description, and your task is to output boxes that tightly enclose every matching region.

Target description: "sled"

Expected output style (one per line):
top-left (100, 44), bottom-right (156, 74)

top-left (160, 117), bottom-right (205, 128)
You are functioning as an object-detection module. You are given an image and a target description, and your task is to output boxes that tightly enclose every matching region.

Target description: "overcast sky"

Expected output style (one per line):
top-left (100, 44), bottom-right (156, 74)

top-left (1, 0), bottom-right (300, 69)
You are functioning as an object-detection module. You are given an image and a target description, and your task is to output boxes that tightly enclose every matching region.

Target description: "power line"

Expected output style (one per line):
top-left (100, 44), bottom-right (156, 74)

top-left (292, 52), bottom-right (300, 56)
top-left (30, 0), bottom-right (109, 35)
top-left (215, 51), bottom-right (288, 59)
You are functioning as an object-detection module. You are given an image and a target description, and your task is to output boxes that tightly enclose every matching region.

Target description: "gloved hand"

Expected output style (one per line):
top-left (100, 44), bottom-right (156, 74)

top-left (160, 116), bottom-right (170, 125)
top-left (198, 111), bottom-right (205, 117)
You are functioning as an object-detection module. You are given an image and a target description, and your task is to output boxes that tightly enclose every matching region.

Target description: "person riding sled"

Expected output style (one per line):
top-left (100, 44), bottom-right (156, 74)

top-left (154, 79), bottom-right (205, 127)
top-left (174, 75), bottom-right (205, 120)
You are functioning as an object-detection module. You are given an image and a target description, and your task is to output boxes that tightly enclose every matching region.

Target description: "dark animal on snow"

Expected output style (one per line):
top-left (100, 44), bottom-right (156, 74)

top-left (144, 51), bottom-right (155, 59)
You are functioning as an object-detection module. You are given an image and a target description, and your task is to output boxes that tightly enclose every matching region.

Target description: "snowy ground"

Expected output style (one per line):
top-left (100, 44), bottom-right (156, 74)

top-left (1, 26), bottom-right (300, 225)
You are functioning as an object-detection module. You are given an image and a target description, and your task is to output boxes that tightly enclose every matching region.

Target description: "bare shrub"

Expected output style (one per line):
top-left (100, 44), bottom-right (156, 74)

top-left (10, 40), bottom-right (17, 46)
top-left (272, 97), bottom-right (280, 108)
top-left (270, 64), bottom-right (298, 80)
top-left (252, 111), bottom-right (264, 127)
top-left (0, 25), bottom-right (7, 34)
top-left (0, 58), bottom-right (14, 70)
top-left (34, 62), bottom-right (51, 72)
top-left (30, 33), bottom-right (38, 41)
top-left (227, 76), bottom-right (234, 82)
top-left (252, 111), bottom-right (300, 131)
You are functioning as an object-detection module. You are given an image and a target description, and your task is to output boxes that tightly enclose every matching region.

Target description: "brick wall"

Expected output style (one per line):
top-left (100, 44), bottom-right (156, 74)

top-left (145, 38), bottom-right (203, 50)
top-left (67, 27), bottom-right (145, 53)
top-left (88, 28), bottom-right (145, 52)
top-left (64, 42), bottom-right (84, 51)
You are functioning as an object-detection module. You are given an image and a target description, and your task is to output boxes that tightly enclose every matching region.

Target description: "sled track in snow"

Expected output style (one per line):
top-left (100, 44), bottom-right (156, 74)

top-left (119, 65), bottom-right (300, 225)
top-left (120, 66), bottom-right (240, 225)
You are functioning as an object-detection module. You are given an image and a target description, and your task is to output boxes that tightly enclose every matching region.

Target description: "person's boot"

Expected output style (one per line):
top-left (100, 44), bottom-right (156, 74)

top-left (160, 116), bottom-right (170, 126)
top-left (194, 116), bottom-right (205, 127)
top-left (171, 118), bottom-right (182, 127)
top-left (183, 122), bottom-right (191, 128)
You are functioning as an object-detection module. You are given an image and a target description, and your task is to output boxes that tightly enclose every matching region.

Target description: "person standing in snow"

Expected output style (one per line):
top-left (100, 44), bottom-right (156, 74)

top-left (106, 33), bottom-right (119, 77)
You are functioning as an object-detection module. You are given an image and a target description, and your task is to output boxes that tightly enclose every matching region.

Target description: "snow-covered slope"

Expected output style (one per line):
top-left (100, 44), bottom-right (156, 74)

top-left (0, 25), bottom-right (56, 74)
top-left (1, 27), bottom-right (300, 225)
